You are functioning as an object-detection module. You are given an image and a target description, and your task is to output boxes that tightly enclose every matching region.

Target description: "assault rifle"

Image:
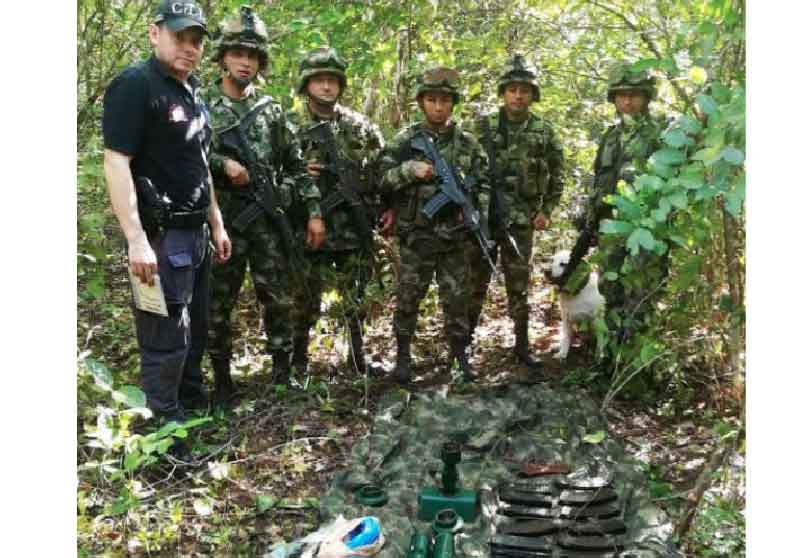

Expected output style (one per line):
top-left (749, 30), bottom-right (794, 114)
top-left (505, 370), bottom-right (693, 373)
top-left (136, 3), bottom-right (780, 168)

top-left (216, 99), bottom-right (303, 271)
top-left (479, 117), bottom-right (522, 260)
top-left (307, 121), bottom-right (375, 251)
top-left (410, 131), bottom-right (497, 273)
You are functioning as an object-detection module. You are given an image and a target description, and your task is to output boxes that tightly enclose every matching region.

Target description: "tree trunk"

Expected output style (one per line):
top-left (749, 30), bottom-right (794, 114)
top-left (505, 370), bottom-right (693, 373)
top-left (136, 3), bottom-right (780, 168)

top-left (720, 197), bottom-right (745, 402)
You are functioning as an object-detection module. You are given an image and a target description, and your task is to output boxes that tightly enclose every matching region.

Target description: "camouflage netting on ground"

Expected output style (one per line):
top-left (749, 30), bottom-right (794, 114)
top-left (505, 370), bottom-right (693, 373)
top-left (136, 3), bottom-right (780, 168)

top-left (314, 384), bottom-right (681, 558)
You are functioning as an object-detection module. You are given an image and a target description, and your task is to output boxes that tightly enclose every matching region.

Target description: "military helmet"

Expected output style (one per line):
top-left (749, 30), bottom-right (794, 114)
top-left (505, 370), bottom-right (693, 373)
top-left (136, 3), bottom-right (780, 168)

top-left (497, 54), bottom-right (540, 101)
top-left (606, 62), bottom-right (657, 102)
top-left (297, 47), bottom-right (348, 94)
top-left (213, 5), bottom-right (269, 71)
top-left (414, 66), bottom-right (461, 104)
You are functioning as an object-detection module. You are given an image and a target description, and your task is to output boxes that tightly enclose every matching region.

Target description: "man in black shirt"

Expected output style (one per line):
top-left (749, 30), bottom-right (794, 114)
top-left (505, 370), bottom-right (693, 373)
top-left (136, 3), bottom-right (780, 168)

top-left (103, 0), bottom-right (231, 457)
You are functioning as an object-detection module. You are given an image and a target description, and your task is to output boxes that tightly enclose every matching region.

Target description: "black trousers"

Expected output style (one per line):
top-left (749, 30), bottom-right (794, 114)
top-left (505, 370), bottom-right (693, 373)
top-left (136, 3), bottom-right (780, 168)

top-left (134, 227), bottom-right (210, 421)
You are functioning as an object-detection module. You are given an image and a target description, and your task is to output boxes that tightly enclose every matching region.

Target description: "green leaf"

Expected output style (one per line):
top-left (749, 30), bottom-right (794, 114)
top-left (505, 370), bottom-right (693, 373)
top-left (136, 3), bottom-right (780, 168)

top-left (626, 228), bottom-right (656, 255)
top-left (603, 271), bottom-right (619, 281)
top-left (725, 190), bottom-right (744, 216)
top-left (663, 129), bottom-right (692, 148)
top-left (651, 148), bottom-right (686, 167)
top-left (630, 59), bottom-right (660, 72)
top-left (611, 196), bottom-right (642, 219)
top-left (668, 191), bottom-right (688, 209)
top-left (675, 256), bottom-right (702, 290)
top-left (696, 94), bottom-right (718, 115)
top-left (85, 276), bottom-right (105, 300)
top-left (634, 174), bottom-right (665, 191)
top-left (694, 186), bottom-right (718, 201)
top-left (156, 438), bottom-right (173, 455)
top-left (677, 115), bottom-right (702, 135)
top-left (111, 385), bottom-right (146, 409)
top-left (256, 494), bottom-right (277, 513)
top-left (650, 199), bottom-right (671, 222)
top-left (692, 146), bottom-right (722, 166)
top-left (599, 220), bottom-right (634, 235)
top-left (582, 430), bottom-right (606, 444)
top-left (722, 146), bottom-right (745, 165)
top-left (677, 167), bottom-right (705, 189)
top-left (711, 82), bottom-right (733, 103)
top-left (719, 293), bottom-right (734, 313)
top-left (86, 359), bottom-right (114, 392)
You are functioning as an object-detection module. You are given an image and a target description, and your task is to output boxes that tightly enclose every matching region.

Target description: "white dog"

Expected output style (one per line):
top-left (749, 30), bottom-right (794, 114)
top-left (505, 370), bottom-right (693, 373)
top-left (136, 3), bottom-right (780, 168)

top-left (549, 250), bottom-right (605, 359)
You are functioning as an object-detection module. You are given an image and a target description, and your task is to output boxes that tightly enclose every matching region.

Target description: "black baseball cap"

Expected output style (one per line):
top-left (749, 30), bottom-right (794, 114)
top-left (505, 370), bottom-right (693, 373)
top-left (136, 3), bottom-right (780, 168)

top-left (153, 0), bottom-right (208, 34)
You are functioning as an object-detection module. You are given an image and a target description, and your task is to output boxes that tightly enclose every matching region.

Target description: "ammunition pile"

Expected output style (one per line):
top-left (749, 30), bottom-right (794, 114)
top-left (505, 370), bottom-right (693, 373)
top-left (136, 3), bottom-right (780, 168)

top-left (491, 476), bottom-right (627, 558)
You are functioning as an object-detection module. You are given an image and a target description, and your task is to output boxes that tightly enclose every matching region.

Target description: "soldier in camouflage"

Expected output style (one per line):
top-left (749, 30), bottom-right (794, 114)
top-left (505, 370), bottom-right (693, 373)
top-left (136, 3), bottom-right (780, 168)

top-left (206, 6), bottom-right (324, 405)
top-left (556, 62), bottom-right (667, 358)
top-left (289, 47), bottom-right (389, 376)
top-left (378, 66), bottom-right (491, 383)
top-left (469, 55), bottom-right (565, 370)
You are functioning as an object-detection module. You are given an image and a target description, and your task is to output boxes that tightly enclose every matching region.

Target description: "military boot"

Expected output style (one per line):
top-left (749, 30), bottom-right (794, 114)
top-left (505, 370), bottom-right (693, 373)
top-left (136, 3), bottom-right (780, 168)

top-left (291, 334), bottom-right (309, 375)
top-left (394, 335), bottom-right (412, 383)
top-left (271, 351), bottom-right (291, 385)
top-left (347, 318), bottom-right (367, 374)
top-left (211, 357), bottom-right (235, 409)
top-left (450, 338), bottom-right (475, 382)
top-left (514, 320), bottom-right (543, 370)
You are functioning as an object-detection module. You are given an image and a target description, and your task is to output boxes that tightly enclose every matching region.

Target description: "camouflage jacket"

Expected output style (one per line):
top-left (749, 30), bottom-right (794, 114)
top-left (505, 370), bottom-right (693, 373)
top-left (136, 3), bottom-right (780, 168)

top-left (587, 112), bottom-right (663, 227)
top-left (289, 103), bottom-right (384, 252)
top-left (378, 121), bottom-right (491, 246)
top-left (472, 109), bottom-right (564, 228)
top-left (206, 82), bottom-right (321, 224)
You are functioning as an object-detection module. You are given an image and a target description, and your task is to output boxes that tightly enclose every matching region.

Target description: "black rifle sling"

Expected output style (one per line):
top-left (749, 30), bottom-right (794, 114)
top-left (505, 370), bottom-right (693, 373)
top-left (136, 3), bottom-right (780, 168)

top-left (481, 115), bottom-right (502, 226)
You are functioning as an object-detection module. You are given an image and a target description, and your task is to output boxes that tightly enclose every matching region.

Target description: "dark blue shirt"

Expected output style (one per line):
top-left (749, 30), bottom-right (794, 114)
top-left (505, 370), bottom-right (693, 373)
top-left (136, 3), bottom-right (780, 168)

top-left (103, 55), bottom-right (211, 211)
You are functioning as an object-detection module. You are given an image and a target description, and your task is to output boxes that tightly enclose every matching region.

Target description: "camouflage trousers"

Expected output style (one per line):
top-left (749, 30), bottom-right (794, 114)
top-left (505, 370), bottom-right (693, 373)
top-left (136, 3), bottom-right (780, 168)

top-left (291, 248), bottom-right (373, 342)
top-left (394, 234), bottom-right (473, 342)
top-left (207, 218), bottom-right (294, 359)
top-left (469, 223), bottom-right (534, 332)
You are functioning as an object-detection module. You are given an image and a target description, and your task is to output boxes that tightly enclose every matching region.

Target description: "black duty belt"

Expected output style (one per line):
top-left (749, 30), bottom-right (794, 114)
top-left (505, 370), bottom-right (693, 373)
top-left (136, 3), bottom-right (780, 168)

top-left (164, 209), bottom-right (207, 229)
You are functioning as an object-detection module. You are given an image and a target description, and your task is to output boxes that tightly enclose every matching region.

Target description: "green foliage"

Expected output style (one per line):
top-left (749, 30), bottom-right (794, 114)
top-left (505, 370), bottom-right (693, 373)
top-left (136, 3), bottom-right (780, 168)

top-left (686, 491), bottom-right (745, 557)
top-left (77, 0), bottom-right (745, 554)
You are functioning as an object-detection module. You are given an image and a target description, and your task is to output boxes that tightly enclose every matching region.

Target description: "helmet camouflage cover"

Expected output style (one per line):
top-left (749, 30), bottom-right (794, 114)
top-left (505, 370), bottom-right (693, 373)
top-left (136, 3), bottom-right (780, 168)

top-left (297, 46), bottom-right (348, 94)
top-left (214, 5), bottom-right (269, 70)
top-left (606, 62), bottom-right (657, 102)
top-left (414, 66), bottom-right (461, 104)
top-left (497, 54), bottom-right (540, 101)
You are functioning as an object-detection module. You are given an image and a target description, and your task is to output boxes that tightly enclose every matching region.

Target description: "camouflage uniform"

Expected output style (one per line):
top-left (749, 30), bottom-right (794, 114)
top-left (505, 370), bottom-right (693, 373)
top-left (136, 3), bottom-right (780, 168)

top-left (206, 7), bottom-right (321, 399)
top-left (562, 63), bottom-right (667, 357)
top-left (469, 55), bottom-right (564, 368)
top-left (593, 118), bottom-right (665, 350)
top-left (378, 67), bottom-right (491, 382)
top-left (289, 47), bottom-right (385, 375)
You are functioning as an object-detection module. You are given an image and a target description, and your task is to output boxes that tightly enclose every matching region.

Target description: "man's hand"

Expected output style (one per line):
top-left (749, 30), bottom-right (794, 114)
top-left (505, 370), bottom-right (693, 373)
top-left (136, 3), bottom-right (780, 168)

top-left (306, 217), bottom-right (326, 250)
top-left (379, 208), bottom-right (396, 238)
top-left (410, 161), bottom-right (434, 181)
top-left (211, 225), bottom-right (232, 263)
top-left (307, 160), bottom-right (324, 178)
top-left (129, 234), bottom-right (158, 286)
top-left (224, 158), bottom-right (250, 186)
top-left (532, 212), bottom-right (549, 231)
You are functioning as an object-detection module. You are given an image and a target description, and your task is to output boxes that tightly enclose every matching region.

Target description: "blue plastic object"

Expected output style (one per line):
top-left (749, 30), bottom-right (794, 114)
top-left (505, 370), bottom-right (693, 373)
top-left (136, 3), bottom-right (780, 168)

top-left (345, 516), bottom-right (381, 554)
